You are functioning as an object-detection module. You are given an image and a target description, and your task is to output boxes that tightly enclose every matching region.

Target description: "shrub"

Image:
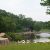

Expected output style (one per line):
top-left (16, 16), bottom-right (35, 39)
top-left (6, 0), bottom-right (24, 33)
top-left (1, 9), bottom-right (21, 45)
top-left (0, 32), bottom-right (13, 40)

top-left (5, 32), bottom-right (24, 41)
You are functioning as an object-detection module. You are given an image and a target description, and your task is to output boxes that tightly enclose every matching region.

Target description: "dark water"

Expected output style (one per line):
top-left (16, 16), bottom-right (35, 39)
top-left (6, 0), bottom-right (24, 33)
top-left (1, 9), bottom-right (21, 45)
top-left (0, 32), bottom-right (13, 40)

top-left (34, 33), bottom-right (50, 43)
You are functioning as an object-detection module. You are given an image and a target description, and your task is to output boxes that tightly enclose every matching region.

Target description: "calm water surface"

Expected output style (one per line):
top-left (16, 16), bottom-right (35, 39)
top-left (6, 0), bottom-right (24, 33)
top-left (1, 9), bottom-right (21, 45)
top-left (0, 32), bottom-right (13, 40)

top-left (34, 33), bottom-right (50, 43)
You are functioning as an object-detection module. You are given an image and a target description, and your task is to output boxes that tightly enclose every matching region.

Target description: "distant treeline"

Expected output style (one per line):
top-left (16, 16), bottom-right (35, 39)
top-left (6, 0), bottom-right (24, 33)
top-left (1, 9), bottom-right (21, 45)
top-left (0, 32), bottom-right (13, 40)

top-left (0, 9), bottom-right (50, 33)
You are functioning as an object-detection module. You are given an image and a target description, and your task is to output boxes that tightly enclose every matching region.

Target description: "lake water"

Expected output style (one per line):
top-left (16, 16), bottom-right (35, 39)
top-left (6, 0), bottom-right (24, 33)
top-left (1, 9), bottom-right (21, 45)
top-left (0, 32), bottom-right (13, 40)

top-left (34, 33), bottom-right (50, 43)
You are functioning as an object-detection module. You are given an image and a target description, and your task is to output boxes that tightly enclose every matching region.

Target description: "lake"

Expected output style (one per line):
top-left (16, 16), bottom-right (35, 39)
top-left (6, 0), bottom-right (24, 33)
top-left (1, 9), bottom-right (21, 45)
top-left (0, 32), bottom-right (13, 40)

top-left (34, 33), bottom-right (50, 43)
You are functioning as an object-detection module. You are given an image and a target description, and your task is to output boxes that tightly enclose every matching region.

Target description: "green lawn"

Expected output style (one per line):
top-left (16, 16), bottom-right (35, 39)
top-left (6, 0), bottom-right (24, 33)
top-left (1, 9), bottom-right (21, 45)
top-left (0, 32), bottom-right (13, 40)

top-left (0, 42), bottom-right (50, 50)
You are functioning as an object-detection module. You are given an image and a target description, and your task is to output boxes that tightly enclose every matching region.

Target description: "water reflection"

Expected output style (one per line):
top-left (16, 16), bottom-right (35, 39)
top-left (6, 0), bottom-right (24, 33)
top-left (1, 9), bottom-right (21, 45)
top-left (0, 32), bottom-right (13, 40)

top-left (36, 33), bottom-right (50, 37)
top-left (34, 33), bottom-right (50, 43)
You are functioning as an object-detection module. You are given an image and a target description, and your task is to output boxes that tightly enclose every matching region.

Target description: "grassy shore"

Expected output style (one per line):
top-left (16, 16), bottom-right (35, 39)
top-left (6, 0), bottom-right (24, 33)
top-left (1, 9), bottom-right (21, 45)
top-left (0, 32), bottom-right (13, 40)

top-left (39, 29), bottom-right (50, 33)
top-left (0, 42), bottom-right (50, 50)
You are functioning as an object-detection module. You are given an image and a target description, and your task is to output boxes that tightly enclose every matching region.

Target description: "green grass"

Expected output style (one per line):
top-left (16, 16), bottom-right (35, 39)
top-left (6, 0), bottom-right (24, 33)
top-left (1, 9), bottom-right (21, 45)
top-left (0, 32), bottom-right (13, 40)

top-left (40, 29), bottom-right (50, 33)
top-left (0, 42), bottom-right (50, 50)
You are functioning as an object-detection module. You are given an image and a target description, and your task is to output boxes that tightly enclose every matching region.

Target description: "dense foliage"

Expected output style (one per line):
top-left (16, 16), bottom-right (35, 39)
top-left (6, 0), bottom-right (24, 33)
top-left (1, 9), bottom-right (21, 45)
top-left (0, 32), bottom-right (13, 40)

top-left (0, 9), bottom-right (42, 32)
top-left (0, 9), bottom-right (50, 32)
top-left (0, 9), bottom-right (50, 41)
top-left (40, 0), bottom-right (50, 14)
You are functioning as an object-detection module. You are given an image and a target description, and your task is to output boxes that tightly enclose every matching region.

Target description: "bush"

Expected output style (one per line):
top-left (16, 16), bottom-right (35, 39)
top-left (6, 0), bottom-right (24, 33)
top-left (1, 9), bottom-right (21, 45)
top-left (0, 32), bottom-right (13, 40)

top-left (36, 35), bottom-right (40, 39)
top-left (5, 32), bottom-right (24, 41)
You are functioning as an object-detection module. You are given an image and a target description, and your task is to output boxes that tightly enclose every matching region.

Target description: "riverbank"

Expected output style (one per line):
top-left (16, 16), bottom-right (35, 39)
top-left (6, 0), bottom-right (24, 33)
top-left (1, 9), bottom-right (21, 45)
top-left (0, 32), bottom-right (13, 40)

top-left (0, 42), bottom-right (50, 50)
top-left (39, 29), bottom-right (50, 33)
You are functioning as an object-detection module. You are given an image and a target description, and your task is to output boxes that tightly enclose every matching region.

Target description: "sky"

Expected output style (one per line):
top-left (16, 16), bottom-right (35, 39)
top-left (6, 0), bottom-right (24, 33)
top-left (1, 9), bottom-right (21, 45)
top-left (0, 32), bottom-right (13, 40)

top-left (0, 0), bottom-right (50, 22)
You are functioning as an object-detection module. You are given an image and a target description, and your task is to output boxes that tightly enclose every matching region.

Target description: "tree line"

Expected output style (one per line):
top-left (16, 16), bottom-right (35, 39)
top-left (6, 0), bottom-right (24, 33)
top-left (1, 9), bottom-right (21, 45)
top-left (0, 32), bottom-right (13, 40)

top-left (0, 9), bottom-right (50, 33)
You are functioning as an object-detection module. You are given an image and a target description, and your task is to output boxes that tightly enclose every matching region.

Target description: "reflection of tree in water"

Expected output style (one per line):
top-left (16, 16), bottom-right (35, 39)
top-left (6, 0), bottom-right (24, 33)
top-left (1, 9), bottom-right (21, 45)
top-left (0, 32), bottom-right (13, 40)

top-left (23, 33), bottom-right (35, 42)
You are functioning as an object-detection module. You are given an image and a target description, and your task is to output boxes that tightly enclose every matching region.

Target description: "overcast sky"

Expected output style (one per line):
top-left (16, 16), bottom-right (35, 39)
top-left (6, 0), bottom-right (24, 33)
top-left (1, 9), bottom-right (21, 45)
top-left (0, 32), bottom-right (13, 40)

top-left (0, 0), bottom-right (50, 22)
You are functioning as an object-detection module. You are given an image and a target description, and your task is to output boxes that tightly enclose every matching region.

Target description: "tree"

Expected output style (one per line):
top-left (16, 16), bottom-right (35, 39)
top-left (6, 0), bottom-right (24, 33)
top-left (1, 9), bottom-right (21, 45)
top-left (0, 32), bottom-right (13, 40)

top-left (40, 0), bottom-right (50, 14)
top-left (21, 18), bottom-right (34, 32)
top-left (33, 22), bottom-right (41, 31)
top-left (47, 21), bottom-right (50, 29)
